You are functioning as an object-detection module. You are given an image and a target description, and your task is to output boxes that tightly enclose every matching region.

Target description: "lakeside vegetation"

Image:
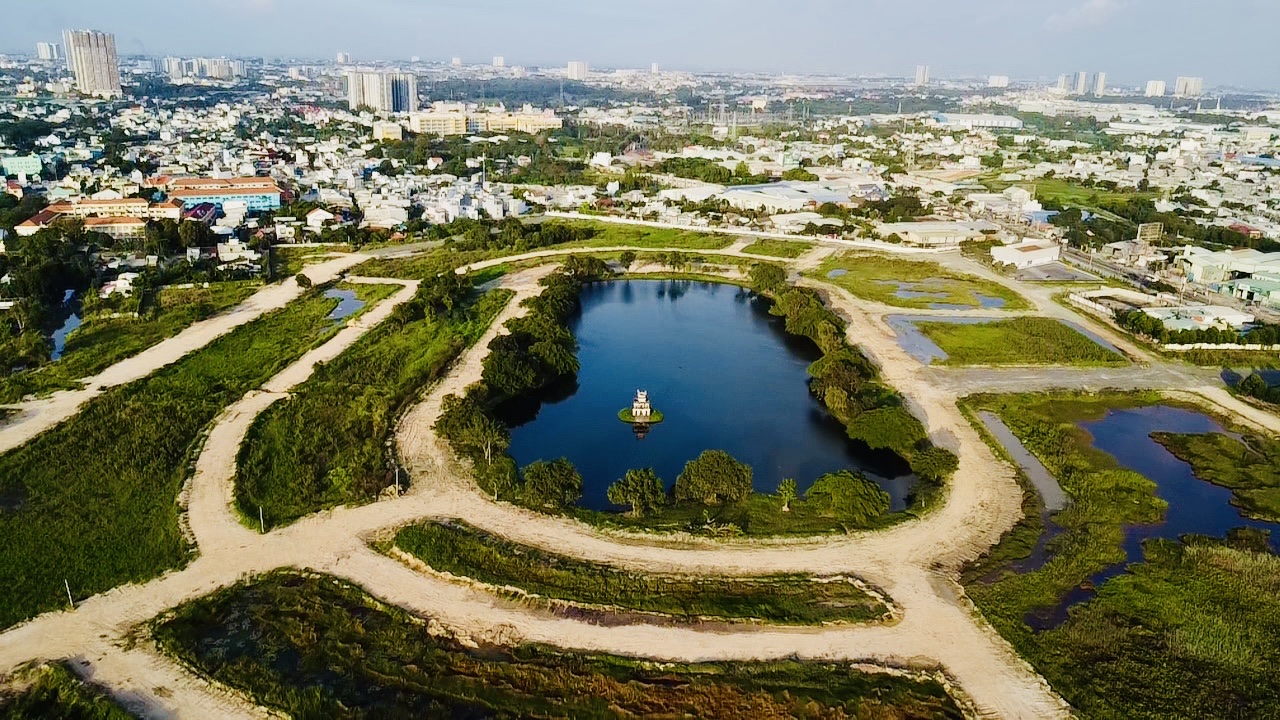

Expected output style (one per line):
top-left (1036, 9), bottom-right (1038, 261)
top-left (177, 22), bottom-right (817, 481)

top-left (740, 238), bottom-right (810, 258)
top-left (154, 571), bottom-right (963, 718)
top-left (236, 275), bottom-right (511, 529)
top-left (812, 253), bottom-right (1030, 310)
top-left (1152, 431), bottom-right (1280, 522)
top-left (915, 317), bottom-right (1127, 366)
top-left (436, 261), bottom-right (956, 537)
top-left (0, 663), bottom-right (132, 720)
top-left (392, 521), bottom-right (888, 624)
top-left (962, 391), bottom-right (1280, 719)
top-left (0, 281), bottom-right (260, 404)
top-left (0, 291), bottom-right (352, 629)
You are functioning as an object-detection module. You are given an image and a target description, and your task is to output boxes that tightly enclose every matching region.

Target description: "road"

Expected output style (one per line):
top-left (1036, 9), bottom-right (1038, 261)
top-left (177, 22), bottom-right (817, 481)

top-left (0, 244), bottom-right (1270, 719)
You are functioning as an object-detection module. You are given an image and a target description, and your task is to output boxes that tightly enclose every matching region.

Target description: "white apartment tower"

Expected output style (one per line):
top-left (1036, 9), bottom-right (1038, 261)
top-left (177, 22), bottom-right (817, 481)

top-left (492, 56), bottom-right (505, 68)
top-left (1093, 72), bottom-right (1107, 96)
top-left (567, 61), bottom-right (589, 81)
top-left (988, 75), bottom-right (1010, 89)
top-left (347, 71), bottom-right (419, 113)
top-left (35, 42), bottom-right (60, 61)
top-left (1073, 71), bottom-right (1088, 95)
top-left (1174, 76), bottom-right (1204, 97)
top-left (1145, 80), bottom-right (1167, 97)
top-left (62, 29), bottom-right (122, 98)
top-left (914, 64), bottom-right (930, 86)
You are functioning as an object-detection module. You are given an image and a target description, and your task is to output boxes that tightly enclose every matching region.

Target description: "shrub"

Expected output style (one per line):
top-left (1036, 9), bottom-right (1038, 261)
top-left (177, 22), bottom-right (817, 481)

top-left (296, 273), bottom-right (312, 289)
top-left (674, 450), bottom-right (753, 505)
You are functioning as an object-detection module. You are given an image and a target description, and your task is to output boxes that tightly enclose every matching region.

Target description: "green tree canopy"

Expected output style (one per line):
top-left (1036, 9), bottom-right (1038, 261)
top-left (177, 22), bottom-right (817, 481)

top-left (749, 263), bottom-right (787, 294)
top-left (521, 458), bottom-right (583, 509)
top-left (674, 450), bottom-right (753, 505)
top-left (846, 406), bottom-right (927, 454)
top-left (805, 470), bottom-right (891, 525)
top-left (606, 468), bottom-right (667, 517)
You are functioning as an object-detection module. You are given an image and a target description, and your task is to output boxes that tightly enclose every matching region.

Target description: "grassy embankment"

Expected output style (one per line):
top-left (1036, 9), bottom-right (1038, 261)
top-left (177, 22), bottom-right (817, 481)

top-left (236, 286), bottom-right (512, 529)
top-left (740, 238), bottom-right (810, 258)
top-left (915, 317), bottom-right (1127, 366)
top-left (1152, 431), bottom-right (1280, 522)
top-left (812, 253), bottom-right (1030, 310)
top-left (980, 177), bottom-right (1158, 213)
top-left (153, 572), bottom-right (963, 719)
top-left (0, 289), bottom-right (374, 630)
top-left (391, 521), bottom-right (888, 624)
top-left (962, 391), bottom-right (1280, 719)
top-left (272, 245), bottom-right (351, 277)
top-left (0, 282), bottom-right (260, 404)
top-left (551, 222), bottom-right (734, 250)
top-left (0, 663), bottom-right (132, 720)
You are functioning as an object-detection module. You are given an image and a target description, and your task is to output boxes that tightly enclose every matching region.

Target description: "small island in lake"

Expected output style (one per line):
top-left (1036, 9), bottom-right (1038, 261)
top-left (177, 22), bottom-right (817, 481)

top-left (618, 390), bottom-right (664, 424)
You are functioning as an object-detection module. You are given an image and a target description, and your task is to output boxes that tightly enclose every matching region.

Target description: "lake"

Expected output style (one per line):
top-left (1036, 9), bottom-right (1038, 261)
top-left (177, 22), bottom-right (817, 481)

top-left (502, 280), bottom-right (916, 512)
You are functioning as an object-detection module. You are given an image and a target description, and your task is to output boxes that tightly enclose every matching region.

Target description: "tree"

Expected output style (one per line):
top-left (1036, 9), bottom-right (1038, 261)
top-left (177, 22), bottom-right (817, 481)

top-left (782, 167), bottom-right (818, 182)
top-left (521, 458), bottom-right (582, 509)
top-left (846, 406), bottom-right (926, 454)
top-left (618, 250), bottom-right (637, 270)
top-left (674, 450), bottom-right (753, 505)
top-left (464, 413), bottom-right (509, 465)
top-left (777, 478), bottom-right (797, 512)
top-left (177, 220), bottom-right (208, 248)
top-left (805, 471), bottom-right (890, 525)
top-left (607, 468), bottom-right (667, 517)
top-left (910, 447), bottom-right (959, 483)
top-left (749, 263), bottom-right (787, 294)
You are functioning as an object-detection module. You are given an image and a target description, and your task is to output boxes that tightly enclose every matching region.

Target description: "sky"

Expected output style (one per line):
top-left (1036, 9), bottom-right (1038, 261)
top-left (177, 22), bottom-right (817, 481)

top-left (2, 0), bottom-right (1276, 90)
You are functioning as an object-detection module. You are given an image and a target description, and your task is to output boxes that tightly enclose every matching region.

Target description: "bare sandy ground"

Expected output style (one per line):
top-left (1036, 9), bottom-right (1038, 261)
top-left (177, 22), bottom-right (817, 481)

top-left (0, 246), bottom-right (1267, 719)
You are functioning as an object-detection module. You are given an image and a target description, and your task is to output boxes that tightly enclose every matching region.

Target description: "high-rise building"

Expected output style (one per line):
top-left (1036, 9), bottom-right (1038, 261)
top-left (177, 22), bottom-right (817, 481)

top-left (62, 29), bottom-right (122, 98)
top-left (1056, 74), bottom-right (1070, 92)
top-left (492, 56), bottom-right (505, 68)
top-left (1093, 72), bottom-right (1107, 96)
top-left (1073, 71), bottom-right (1088, 95)
top-left (346, 71), bottom-right (418, 113)
top-left (566, 61), bottom-right (589, 81)
top-left (451, 57), bottom-right (463, 67)
top-left (1174, 76), bottom-right (1204, 97)
top-left (914, 64), bottom-right (930, 86)
top-left (988, 75), bottom-right (1010, 89)
top-left (1145, 80), bottom-right (1167, 97)
top-left (336, 52), bottom-right (352, 64)
top-left (35, 42), bottom-right (60, 61)
top-left (650, 62), bottom-right (660, 74)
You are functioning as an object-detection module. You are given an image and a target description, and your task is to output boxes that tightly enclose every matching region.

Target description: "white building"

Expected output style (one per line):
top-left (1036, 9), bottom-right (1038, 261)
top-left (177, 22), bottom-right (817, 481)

top-left (1093, 71), bottom-right (1107, 96)
top-left (35, 42), bottom-right (60, 61)
top-left (914, 65), bottom-right (930, 86)
top-left (372, 121), bottom-right (403, 141)
top-left (932, 113), bottom-right (1024, 130)
top-left (988, 75), bottom-right (1010, 89)
top-left (492, 56), bottom-right (505, 68)
top-left (346, 71), bottom-right (418, 113)
top-left (567, 61), bottom-right (589, 81)
top-left (1174, 76), bottom-right (1204, 98)
top-left (991, 240), bottom-right (1061, 269)
top-left (877, 221), bottom-right (1000, 247)
top-left (1145, 80), bottom-right (1167, 97)
top-left (62, 29), bottom-right (122, 98)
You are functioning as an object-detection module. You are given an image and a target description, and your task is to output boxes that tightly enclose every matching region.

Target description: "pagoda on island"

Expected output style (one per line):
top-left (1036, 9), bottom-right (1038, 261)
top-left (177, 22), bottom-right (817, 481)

top-left (631, 390), bottom-right (653, 421)
top-left (619, 390), bottom-right (663, 427)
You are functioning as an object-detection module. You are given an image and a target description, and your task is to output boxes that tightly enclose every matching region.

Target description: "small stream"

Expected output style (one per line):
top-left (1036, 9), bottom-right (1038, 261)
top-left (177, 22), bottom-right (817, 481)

top-left (49, 289), bottom-right (82, 361)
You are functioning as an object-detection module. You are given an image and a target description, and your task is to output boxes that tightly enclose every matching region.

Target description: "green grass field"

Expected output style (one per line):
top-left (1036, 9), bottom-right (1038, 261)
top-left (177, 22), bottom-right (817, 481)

top-left (0, 290), bottom-right (363, 630)
top-left (153, 571), bottom-right (962, 718)
top-left (0, 282), bottom-right (260, 404)
top-left (554, 221), bottom-right (733, 250)
top-left (813, 253), bottom-right (1030, 310)
top-left (981, 177), bottom-right (1157, 212)
top-left (0, 663), bottom-right (132, 719)
top-left (740, 238), bottom-right (810, 258)
top-left (393, 521), bottom-right (887, 624)
top-left (916, 317), bottom-right (1127, 366)
top-left (236, 289), bottom-right (511, 529)
top-left (961, 391), bottom-right (1280, 719)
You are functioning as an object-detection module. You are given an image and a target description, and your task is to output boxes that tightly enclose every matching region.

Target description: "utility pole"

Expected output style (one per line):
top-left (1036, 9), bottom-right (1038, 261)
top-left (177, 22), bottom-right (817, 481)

top-left (64, 579), bottom-right (74, 610)
top-left (259, 506), bottom-right (265, 533)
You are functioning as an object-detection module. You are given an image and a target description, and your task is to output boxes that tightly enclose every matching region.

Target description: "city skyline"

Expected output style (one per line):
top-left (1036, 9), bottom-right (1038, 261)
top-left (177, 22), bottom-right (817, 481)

top-left (3, 0), bottom-right (1277, 90)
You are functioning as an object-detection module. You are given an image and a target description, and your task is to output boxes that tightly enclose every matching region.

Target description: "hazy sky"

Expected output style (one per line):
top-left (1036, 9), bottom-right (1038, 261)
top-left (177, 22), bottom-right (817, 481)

top-left (3, 0), bottom-right (1276, 89)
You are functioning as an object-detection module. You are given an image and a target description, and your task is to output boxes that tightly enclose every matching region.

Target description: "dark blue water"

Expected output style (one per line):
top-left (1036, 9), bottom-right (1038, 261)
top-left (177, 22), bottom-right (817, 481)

top-left (1025, 405), bottom-right (1280, 629)
top-left (502, 280), bottom-right (916, 512)
top-left (50, 289), bottom-right (82, 361)
top-left (324, 288), bottom-right (363, 321)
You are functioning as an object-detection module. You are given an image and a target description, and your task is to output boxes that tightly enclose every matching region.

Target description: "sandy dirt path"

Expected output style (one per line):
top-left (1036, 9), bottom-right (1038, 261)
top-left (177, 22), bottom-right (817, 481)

top-left (0, 254), bottom-right (369, 454)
